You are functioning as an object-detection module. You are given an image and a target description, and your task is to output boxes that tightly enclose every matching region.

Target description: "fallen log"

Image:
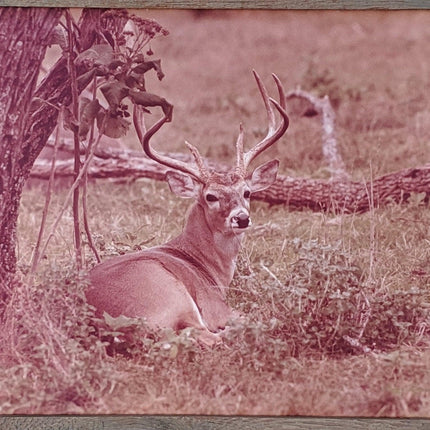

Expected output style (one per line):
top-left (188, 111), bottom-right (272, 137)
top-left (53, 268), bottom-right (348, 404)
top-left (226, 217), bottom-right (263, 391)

top-left (31, 87), bottom-right (430, 214)
top-left (286, 89), bottom-right (349, 181)
top-left (255, 166), bottom-right (430, 213)
top-left (30, 155), bottom-right (430, 214)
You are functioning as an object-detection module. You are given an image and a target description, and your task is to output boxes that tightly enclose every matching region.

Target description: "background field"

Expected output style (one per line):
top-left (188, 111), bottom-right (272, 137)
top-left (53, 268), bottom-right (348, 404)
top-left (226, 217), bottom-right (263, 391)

top-left (4, 10), bottom-right (430, 416)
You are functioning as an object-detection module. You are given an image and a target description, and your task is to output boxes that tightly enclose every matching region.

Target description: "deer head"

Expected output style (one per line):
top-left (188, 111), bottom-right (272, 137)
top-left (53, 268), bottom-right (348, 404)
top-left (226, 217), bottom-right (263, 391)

top-left (133, 70), bottom-right (289, 237)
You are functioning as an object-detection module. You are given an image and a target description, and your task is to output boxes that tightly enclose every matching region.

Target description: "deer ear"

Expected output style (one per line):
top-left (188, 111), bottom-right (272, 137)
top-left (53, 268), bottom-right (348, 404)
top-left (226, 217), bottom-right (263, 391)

top-left (248, 159), bottom-right (279, 192)
top-left (166, 171), bottom-right (200, 199)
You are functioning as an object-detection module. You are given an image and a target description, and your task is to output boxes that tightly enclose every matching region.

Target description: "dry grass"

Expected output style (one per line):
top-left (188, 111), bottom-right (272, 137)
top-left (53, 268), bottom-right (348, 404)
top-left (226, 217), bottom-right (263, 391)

top-left (4, 177), bottom-right (429, 416)
top-left (1, 10), bottom-right (430, 417)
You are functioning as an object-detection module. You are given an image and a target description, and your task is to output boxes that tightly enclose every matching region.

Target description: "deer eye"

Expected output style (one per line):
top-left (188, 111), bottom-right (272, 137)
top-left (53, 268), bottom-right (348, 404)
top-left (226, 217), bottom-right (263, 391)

top-left (244, 190), bottom-right (251, 199)
top-left (206, 193), bottom-right (219, 202)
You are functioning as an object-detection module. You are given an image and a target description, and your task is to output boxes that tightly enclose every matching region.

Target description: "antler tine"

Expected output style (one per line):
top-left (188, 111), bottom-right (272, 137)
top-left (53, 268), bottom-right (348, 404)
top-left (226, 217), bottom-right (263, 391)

top-left (184, 140), bottom-right (210, 181)
top-left (242, 71), bottom-right (290, 170)
top-left (235, 123), bottom-right (245, 175)
top-left (133, 104), bottom-right (206, 184)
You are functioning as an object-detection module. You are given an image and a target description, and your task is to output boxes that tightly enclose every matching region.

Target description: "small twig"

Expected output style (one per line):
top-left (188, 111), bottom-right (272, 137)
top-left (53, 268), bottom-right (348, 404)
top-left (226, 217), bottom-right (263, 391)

top-left (286, 88), bottom-right (349, 181)
top-left (82, 172), bottom-right (100, 263)
top-left (27, 109), bottom-right (64, 281)
top-left (259, 262), bottom-right (283, 287)
top-left (364, 160), bottom-right (377, 287)
top-left (343, 335), bottom-right (371, 353)
top-left (357, 292), bottom-right (371, 341)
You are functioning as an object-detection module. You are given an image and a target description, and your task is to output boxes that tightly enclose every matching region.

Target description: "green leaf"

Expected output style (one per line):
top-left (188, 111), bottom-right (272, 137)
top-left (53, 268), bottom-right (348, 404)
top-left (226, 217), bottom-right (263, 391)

top-left (125, 72), bottom-right (145, 90)
top-left (131, 59), bottom-right (164, 81)
top-left (108, 59), bottom-right (125, 70)
top-left (75, 44), bottom-right (115, 67)
top-left (103, 312), bottom-right (139, 330)
top-left (97, 109), bottom-right (130, 139)
top-left (79, 97), bottom-right (101, 140)
top-left (128, 89), bottom-right (173, 118)
top-left (133, 53), bottom-right (146, 63)
top-left (100, 81), bottom-right (129, 108)
top-left (77, 69), bottom-right (96, 90)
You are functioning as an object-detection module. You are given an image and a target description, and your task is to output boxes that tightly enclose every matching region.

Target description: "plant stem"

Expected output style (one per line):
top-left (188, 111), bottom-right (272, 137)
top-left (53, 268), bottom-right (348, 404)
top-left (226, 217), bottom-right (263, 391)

top-left (36, 132), bottom-right (104, 268)
top-left (66, 10), bottom-right (82, 270)
top-left (27, 108), bottom-right (62, 281)
top-left (82, 76), bottom-right (101, 264)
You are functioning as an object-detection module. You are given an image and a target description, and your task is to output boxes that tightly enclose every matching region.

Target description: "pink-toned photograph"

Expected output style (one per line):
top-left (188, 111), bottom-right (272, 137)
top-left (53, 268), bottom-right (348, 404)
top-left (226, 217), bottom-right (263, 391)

top-left (0, 7), bottom-right (429, 418)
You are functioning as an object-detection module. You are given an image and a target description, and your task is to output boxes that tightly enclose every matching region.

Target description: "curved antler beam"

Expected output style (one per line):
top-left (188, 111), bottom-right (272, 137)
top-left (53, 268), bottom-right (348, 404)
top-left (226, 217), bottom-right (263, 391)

top-left (133, 104), bottom-right (208, 183)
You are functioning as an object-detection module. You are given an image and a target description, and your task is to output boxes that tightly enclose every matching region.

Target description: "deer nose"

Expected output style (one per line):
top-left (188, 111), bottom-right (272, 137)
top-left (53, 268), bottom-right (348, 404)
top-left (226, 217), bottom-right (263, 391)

top-left (232, 212), bottom-right (250, 229)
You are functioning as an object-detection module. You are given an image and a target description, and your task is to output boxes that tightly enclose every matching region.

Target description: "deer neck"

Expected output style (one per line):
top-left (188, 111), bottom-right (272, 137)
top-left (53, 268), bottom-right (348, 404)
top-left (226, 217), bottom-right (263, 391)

top-left (166, 203), bottom-right (243, 287)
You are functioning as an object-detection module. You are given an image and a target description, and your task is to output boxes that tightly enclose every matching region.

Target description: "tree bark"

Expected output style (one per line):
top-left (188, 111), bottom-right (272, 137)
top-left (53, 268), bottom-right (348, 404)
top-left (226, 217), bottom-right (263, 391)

top-left (253, 166), bottom-right (430, 213)
top-left (0, 8), bottom-right (104, 300)
top-left (0, 8), bottom-right (62, 294)
top-left (21, 9), bottom-right (104, 177)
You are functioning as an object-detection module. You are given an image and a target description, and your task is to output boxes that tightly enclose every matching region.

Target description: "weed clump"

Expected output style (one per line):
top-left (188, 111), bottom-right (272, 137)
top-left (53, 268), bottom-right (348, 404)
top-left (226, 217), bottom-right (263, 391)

top-left (95, 313), bottom-right (201, 368)
top-left (0, 273), bottom-right (115, 414)
top-left (225, 239), bottom-right (429, 361)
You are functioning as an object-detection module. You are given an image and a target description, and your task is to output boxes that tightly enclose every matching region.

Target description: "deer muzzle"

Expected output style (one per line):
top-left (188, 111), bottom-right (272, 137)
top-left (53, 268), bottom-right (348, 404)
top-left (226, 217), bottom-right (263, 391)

top-left (231, 212), bottom-right (251, 229)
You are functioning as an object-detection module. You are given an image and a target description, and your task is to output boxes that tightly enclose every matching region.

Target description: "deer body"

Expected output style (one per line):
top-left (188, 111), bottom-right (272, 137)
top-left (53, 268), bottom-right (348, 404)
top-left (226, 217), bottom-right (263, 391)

top-left (89, 210), bottom-right (238, 338)
top-left (87, 72), bottom-right (289, 345)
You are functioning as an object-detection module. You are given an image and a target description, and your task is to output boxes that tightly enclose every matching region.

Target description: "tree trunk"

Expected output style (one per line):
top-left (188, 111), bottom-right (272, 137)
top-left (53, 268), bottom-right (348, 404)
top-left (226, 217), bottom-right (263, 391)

top-left (0, 8), bottom-right (62, 296)
top-left (21, 9), bottom-right (104, 176)
top-left (0, 8), bottom-right (107, 301)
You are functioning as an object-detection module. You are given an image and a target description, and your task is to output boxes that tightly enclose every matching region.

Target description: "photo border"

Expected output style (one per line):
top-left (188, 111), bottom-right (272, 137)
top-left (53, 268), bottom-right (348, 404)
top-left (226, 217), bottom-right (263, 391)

top-left (0, 0), bottom-right (429, 8)
top-left (1, 1), bottom-right (429, 429)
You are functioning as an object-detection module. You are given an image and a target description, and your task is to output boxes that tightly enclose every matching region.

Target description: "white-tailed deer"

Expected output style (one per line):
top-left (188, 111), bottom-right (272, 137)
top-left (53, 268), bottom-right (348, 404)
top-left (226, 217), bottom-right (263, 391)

top-left (86, 71), bottom-right (289, 345)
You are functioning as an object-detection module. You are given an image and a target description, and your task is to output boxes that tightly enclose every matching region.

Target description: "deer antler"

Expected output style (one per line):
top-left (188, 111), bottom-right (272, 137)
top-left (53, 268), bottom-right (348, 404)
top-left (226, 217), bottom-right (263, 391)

top-left (236, 70), bottom-right (289, 175)
top-left (133, 71), bottom-right (288, 183)
top-left (133, 103), bottom-right (210, 183)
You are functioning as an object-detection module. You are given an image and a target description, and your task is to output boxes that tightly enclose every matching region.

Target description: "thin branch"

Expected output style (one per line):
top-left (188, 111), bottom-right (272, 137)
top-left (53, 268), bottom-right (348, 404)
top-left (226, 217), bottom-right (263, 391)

top-left (82, 76), bottom-right (101, 264)
top-left (82, 170), bottom-right (100, 263)
top-left (27, 109), bottom-right (63, 281)
top-left (66, 10), bottom-right (82, 270)
top-left (286, 89), bottom-right (349, 181)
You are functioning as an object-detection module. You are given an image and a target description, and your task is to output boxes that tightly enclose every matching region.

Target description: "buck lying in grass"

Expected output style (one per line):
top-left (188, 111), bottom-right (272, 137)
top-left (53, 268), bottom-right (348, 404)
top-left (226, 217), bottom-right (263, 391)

top-left (86, 71), bottom-right (289, 345)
